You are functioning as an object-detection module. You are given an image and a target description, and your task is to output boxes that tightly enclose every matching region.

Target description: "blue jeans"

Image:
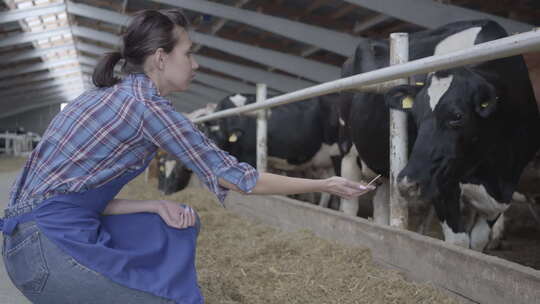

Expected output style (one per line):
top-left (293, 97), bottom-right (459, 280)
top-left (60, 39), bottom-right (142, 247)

top-left (2, 221), bottom-right (175, 304)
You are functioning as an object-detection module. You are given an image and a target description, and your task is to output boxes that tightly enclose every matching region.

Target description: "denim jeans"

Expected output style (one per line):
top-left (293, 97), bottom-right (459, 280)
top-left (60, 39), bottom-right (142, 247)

top-left (2, 221), bottom-right (175, 304)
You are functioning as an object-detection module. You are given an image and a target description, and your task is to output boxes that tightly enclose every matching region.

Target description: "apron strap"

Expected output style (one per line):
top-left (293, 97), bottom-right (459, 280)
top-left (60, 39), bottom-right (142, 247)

top-left (0, 212), bottom-right (35, 236)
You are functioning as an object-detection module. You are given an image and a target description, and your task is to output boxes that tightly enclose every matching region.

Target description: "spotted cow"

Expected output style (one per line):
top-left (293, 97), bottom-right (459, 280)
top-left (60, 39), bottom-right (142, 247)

top-left (339, 20), bottom-right (540, 251)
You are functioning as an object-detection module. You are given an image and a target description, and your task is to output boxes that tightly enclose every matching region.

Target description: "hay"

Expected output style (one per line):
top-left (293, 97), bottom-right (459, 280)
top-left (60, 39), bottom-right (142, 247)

top-left (0, 155), bottom-right (27, 173)
top-left (118, 176), bottom-right (458, 304)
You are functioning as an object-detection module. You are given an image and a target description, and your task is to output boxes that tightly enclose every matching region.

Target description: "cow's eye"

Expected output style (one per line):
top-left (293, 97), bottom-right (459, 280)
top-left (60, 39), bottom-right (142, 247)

top-left (448, 113), bottom-right (463, 128)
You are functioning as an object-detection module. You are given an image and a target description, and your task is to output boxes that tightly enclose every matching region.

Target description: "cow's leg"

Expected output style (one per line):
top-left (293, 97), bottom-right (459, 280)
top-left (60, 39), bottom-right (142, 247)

top-left (340, 146), bottom-right (362, 215)
top-left (436, 192), bottom-right (470, 248)
top-left (486, 213), bottom-right (505, 250)
top-left (317, 167), bottom-right (336, 208)
top-left (372, 179), bottom-right (389, 225)
top-left (440, 221), bottom-right (470, 248)
top-left (318, 192), bottom-right (331, 208)
top-left (416, 205), bottom-right (435, 235)
top-left (469, 214), bottom-right (492, 251)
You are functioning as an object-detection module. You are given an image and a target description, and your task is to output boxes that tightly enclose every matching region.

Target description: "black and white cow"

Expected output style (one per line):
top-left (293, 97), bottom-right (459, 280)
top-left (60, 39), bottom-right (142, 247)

top-left (339, 20), bottom-right (540, 251)
top-left (207, 93), bottom-right (342, 206)
top-left (157, 150), bottom-right (192, 195)
top-left (157, 94), bottom-right (342, 202)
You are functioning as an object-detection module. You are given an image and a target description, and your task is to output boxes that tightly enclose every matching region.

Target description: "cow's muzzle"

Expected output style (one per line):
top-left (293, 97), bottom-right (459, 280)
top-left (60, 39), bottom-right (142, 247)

top-left (397, 176), bottom-right (421, 198)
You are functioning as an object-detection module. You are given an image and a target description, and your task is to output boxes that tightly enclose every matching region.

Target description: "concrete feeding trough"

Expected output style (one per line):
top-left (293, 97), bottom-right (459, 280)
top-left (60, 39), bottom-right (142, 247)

top-left (224, 192), bottom-right (540, 304)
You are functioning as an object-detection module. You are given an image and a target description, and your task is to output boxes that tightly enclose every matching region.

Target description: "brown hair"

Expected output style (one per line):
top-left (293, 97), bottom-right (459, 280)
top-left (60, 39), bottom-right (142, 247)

top-left (92, 9), bottom-right (189, 87)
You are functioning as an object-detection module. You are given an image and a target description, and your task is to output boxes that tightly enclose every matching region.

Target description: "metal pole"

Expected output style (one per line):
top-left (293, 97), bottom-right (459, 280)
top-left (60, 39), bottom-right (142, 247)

top-left (389, 33), bottom-right (409, 229)
top-left (256, 83), bottom-right (268, 172)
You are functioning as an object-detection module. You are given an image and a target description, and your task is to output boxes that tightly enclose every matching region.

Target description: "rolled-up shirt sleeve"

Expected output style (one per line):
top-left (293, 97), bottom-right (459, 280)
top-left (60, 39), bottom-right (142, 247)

top-left (142, 99), bottom-right (258, 204)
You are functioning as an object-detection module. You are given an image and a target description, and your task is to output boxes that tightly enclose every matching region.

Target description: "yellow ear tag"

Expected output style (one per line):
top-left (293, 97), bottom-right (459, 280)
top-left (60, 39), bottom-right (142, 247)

top-left (229, 133), bottom-right (238, 142)
top-left (415, 82), bottom-right (424, 86)
top-left (402, 96), bottom-right (414, 109)
top-left (159, 166), bottom-right (164, 172)
top-left (480, 102), bottom-right (489, 108)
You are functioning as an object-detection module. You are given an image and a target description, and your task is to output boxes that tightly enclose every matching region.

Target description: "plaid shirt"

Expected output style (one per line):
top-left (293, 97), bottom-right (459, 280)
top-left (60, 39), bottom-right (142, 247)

top-left (7, 73), bottom-right (258, 216)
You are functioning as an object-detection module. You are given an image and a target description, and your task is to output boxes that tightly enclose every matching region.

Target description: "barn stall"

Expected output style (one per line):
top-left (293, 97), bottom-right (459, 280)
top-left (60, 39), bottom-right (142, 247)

top-left (1, 0), bottom-right (540, 303)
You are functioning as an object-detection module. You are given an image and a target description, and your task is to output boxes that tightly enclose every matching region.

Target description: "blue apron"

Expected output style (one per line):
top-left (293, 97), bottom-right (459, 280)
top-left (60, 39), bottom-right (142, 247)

top-left (1, 158), bottom-right (203, 304)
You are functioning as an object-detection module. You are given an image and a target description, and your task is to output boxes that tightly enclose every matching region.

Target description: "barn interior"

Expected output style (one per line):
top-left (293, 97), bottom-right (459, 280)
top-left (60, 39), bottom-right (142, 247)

top-left (1, 0), bottom-right (539, 133)
top-left (1, 1), bottom-right (540, 303)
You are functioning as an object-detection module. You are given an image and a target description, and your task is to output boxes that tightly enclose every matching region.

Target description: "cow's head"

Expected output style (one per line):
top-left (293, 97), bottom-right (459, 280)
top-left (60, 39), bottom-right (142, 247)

top-left (386, 68), bottom-right (501, 202)
top-left (206, 93), bottom-right (258, 165)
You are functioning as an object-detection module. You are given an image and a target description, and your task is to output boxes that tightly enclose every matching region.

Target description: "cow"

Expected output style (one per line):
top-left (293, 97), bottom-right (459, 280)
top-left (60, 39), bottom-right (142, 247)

top-left (203, 93), bottom-right (342, 206)
top-left (156, 94), bottom-right (342, 204)
top-left (156, 150), bottom-right (192, 195)
top-left (339, 19), bottom-right (540, 251)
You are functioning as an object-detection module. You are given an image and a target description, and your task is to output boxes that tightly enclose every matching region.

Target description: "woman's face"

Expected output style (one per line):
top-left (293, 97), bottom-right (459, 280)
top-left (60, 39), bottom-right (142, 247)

top-left (161, 27), bottom-right (199, 94)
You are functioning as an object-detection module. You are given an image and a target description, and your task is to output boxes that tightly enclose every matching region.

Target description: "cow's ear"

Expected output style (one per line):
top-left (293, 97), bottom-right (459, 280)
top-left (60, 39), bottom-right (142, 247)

top-left (385, 84), bottom-right (422, 112)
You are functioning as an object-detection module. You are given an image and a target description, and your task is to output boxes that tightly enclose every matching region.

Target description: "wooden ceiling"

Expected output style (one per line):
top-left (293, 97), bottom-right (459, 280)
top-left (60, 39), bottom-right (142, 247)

top-left (0, 0), bottom-right (538, 116)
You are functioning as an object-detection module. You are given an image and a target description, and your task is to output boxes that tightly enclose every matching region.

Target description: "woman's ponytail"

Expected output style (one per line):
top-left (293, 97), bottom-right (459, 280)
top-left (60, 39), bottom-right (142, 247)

top-left (92, 52), bottom-right (122, 87)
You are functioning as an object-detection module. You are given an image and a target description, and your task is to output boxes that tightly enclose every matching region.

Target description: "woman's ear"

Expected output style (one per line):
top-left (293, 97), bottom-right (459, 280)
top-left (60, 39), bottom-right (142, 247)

top-left (153, 48), bottom-right (166, 70)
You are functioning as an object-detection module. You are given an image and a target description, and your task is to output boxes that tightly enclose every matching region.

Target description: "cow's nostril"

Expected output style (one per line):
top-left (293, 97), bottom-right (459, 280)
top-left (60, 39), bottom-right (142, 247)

top-left (397, 176), bottom-right (420, 198)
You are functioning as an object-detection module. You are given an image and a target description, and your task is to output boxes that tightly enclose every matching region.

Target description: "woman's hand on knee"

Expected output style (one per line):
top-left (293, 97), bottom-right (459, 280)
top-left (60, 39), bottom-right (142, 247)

top-left (154, 200), bottom-right (196, 229)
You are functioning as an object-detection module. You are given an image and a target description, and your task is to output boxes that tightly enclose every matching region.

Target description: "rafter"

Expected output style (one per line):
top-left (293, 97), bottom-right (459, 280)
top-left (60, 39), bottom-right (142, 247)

top-left (76, 42), bottom-right (278, 95)
top-left (67, 4), bottom-right (340, 82)
top-left (70, 0), bottom-right (363, 56)
top-left (0, 26), bottom-right (71, 48)
top-left (343, 0), bottom-right (533, 33)
top-left (353, 14), bottom-right (392, 34)
top-left (0, 57), bottom-right (79, 78)
top-left (194, 0), bottom-right (251, 53)
top-left (0, 43), bottom-right (74, 64)
top-left (71, 25), bottom-right (315, 92)
top-left (0, 2), bottom-right (65, 24)
top-left (0, 78), bottom-right (85, 98)
top-left (0, 67), bottom-right (82, 88)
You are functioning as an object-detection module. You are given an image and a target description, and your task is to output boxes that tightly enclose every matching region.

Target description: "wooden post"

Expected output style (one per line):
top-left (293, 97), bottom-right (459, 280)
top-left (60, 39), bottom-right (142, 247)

top-left (256, 83), bottom-right (268, 172)
top-left (389, 32), bottom-right (409, 229)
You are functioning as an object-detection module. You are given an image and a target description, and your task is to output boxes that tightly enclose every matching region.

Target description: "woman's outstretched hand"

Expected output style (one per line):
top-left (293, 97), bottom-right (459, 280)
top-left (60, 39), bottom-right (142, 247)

top-left (322, 176), bottom-right (377, 200)
top-left (154, 200), bottom-right (196, 229)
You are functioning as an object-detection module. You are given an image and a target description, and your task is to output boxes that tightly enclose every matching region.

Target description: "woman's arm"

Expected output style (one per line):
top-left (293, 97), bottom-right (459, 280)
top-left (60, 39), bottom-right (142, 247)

top-left (103, 199), bottom-right (196, 229)
top-left (219, 172), bottom-right (374, 200)
top-left (103, 198), bottom-right (158, 215)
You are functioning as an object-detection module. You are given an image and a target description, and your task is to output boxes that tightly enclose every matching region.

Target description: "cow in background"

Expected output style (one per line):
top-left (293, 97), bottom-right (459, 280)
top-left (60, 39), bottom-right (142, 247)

top-left (339, 19), bottom-right (540, 251)
top-left (206, 93), bottom-right (341, 207)
top-left (157, 150), bottom-right (192, 195)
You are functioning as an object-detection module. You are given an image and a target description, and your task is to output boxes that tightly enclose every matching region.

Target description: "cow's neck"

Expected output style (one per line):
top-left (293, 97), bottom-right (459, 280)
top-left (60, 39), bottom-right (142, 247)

top-left (470, 122), bottom-right (540, 203)
top-left (467, 61), bottom-right (540, 203)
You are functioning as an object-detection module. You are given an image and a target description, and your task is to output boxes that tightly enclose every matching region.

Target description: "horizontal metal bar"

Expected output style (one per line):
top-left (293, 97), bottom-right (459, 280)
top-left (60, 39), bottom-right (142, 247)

top-left (0, 67), bottom-right (82, 88)
top-left (0, 43), bottom-right (75, 63)
top-left (0, 57), bottom-right (78, 78)
top-left (0, 27), bottom-right (71, 48)
top-left (193, 28), bottom-right (540, 123)
top-left (0, 3), bottom-right (65, 24)
top-left (0, 79), bottom-right (83, 98)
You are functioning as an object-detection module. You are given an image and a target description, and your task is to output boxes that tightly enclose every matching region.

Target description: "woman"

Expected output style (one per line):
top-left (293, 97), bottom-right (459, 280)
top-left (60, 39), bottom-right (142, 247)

top-left (1, 9), bottom-right (374, 304)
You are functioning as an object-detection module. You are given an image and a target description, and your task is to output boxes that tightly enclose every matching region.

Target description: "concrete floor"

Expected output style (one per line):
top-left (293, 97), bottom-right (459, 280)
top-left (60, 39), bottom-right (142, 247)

top-left (0, 170), bottom-right (31, 304)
